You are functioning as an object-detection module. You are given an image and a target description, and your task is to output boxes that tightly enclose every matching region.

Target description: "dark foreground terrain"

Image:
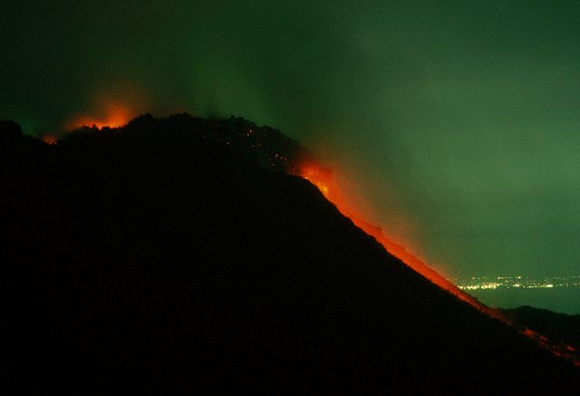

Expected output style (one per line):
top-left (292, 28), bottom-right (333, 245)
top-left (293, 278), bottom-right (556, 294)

top-left (2, 115), bottom-right (580, 393)
top-left (502, 306), bottom-right (580, 352)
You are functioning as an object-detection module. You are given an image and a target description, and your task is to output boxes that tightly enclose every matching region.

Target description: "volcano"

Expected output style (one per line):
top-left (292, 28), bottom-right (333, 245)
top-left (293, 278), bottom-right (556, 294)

top-left (2, 115), bottom-right (579, 393)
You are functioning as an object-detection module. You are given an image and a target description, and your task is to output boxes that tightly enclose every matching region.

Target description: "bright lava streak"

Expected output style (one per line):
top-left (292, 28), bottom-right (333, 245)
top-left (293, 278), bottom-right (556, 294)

top-left (297, 160), bottom-right (493, 313)
top-left (297, 159), bottom-right (580, 367)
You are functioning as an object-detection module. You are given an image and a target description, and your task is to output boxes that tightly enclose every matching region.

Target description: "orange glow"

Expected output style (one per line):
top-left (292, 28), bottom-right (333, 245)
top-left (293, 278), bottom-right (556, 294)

top-left (295, 159), bottom-right (508, 320)
top-left (42, 134), bottom-right (58, 145)
top-left (296, 158), bottom-right (580, 366)
top-left (523, 328), bottom-right (580, 366)
top-left (301, 164), bottom-right (333, 197)
top-left (63, 80), bottom-right (147, 131)
top-left (64, 101), bottom-right (133, 131)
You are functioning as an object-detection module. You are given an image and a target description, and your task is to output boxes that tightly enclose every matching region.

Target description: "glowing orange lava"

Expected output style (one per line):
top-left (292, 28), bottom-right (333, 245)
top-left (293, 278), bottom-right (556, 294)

top-left (297, 159), bottom-right (580, 366)
top-left (296, 159), bottom-right (507, 320)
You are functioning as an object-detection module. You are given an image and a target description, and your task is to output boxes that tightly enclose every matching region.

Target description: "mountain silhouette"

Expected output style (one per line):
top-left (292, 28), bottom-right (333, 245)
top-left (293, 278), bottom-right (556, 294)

top-left (2, 115), bottom-right (579, 394)
top-left (502, 306), bottom-right (580, 352)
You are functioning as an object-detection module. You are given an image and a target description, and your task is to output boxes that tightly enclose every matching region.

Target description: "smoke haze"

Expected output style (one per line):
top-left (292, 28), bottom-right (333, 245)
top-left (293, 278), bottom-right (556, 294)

top-left (3, 1), bottom-right (580, 292)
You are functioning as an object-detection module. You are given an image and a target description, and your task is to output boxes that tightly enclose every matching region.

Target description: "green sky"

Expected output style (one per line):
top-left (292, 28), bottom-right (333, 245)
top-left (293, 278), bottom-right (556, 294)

top-left (3, 1), bottom-right (580, 286)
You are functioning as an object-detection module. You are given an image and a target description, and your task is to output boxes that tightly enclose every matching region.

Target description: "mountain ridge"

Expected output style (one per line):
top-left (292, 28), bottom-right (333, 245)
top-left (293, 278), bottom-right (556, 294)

top-left (2, 115), bottom-right (579, 393)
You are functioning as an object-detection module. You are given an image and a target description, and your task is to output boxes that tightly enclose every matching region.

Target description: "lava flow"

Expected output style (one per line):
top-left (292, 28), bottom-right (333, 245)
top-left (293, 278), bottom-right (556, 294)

top-left (298, 159), bottom-right (580, 367)
top-left (298, 160), bottom-right (497, 316)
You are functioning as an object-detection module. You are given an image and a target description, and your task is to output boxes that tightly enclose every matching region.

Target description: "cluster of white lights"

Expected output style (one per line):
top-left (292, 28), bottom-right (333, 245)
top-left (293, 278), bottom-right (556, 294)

top-left (455, 275), bottom-right (579, 291)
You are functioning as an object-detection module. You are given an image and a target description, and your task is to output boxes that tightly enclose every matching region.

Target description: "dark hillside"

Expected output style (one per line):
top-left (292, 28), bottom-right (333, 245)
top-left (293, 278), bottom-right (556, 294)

top-left (503, 306), bottom-right (580, 352)
top-left (2, 116), bottom-right (579, 394)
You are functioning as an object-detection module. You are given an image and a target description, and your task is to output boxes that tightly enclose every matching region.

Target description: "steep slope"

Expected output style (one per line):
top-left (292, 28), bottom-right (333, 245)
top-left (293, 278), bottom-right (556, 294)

top-left (2, 116), bottom-right (579, 393)
top-left (503, 307), bottom-right (580, 350)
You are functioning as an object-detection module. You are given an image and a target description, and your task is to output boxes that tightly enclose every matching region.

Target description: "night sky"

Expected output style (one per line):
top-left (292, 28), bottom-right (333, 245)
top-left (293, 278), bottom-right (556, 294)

top-left (3, 2), bottom-right (580, 288)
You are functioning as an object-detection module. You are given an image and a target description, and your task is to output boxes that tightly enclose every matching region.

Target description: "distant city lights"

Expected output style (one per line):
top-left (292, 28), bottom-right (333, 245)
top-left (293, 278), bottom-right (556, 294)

top-left (454, 275), bottom-right (580, 291)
